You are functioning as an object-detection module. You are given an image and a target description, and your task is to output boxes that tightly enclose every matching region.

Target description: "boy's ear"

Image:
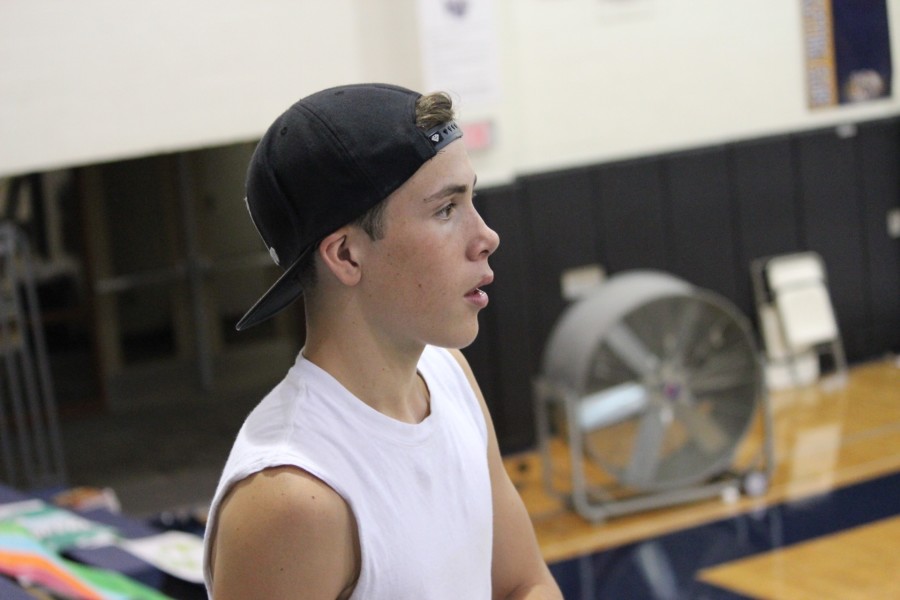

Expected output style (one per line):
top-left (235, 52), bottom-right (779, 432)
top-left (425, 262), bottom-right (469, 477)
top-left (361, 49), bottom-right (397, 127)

top-left (318, 227), bottom-right (362, 286)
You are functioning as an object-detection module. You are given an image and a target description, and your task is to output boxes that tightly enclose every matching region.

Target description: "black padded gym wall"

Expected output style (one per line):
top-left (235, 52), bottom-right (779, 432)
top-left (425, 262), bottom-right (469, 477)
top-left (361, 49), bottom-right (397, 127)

top-left (729, 137), bottom-right (803, 318)
top-left (469, 116), bottom-right (900, 453)
top-left (794, 128), bottom-right (870, 359)
top-left (520, 169), bottom-right (601, 360)
top-left (857, 121), bottom-right (900, 354)
top-left (593, 158), bottom-right (669, 275)
top-left (662, 147), bottom-right (741, 305)
top-left (467, 184), bottom-right (540, 451)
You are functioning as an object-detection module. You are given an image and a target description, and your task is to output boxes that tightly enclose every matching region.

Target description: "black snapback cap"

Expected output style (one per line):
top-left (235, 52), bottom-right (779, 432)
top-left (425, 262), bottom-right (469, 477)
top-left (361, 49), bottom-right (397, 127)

top-left (236, 83), bottom-right (463, 331)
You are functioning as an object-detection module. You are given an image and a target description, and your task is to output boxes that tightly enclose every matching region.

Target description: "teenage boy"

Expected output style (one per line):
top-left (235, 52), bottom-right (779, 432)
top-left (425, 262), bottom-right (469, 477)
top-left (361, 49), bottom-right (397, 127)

top-left (203, 83), bottom-right (562, 599)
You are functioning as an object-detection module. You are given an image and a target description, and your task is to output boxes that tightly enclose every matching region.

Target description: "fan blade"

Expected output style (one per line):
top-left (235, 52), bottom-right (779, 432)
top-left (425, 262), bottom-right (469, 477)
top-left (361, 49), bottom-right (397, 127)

top-left (605, 322), bottom-right (660, 377)
top-left (689, 369), bottom-right (752, 396)
top-left (682, 314), bottom-right (737, 362)
top-left (577, 382), bottom-right (649, 430)
top-left (667, 299), bottom-right (703, 364)
top-left (673, 394), bottom-right (728, 454)
top-left (688, 348), bottom-right (754, 395)
top-left (624, 407), bottom-right (667, 487)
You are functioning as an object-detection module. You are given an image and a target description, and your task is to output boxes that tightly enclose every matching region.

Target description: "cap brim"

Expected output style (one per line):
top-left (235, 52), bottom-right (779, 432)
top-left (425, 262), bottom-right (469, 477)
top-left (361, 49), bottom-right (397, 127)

top-left (235, 248), bottom-right (310, 331)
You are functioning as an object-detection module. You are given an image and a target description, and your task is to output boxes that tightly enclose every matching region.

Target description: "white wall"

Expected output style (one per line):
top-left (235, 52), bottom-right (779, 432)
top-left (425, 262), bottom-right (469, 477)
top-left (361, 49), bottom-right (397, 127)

top-left (492, 0), bottom-right (900, 179)
top-left (0, 0), bottom-right (365, 177)
top-left (2, 0), bottom-right (899, 183)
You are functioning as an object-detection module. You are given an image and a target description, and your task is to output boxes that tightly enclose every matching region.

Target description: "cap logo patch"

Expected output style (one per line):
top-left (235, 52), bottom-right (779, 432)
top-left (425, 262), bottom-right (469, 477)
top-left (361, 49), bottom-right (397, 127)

top-left (425, 120), bottom-right (463, 151)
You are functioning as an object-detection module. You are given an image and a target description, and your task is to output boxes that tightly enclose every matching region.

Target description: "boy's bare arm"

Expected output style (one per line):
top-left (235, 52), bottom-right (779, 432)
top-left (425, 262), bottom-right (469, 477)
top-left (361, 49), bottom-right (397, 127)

top-left (210, 466), bottom-right (359, 600)
top-left (449, 349), bottom-right (563, 600)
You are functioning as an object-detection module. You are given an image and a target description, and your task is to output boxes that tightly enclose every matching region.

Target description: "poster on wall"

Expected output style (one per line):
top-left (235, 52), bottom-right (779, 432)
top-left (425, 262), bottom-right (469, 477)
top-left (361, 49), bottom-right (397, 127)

top-left (803, 0), bottom-right (892, 108)
top-left (416, 0), bottom-right (502, 152)
top-left (417, 0), bottom-right (501, 107)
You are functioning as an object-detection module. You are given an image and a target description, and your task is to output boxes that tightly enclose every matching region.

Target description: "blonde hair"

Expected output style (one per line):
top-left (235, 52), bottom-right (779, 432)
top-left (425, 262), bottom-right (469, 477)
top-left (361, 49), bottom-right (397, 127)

top-left (415, 91), bottom-right (455, 130)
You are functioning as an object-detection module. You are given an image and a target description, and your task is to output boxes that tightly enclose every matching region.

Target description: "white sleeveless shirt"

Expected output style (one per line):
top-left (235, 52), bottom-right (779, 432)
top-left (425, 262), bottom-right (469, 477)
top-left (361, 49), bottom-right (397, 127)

top-left (203, 346), bottom-right (493, 599)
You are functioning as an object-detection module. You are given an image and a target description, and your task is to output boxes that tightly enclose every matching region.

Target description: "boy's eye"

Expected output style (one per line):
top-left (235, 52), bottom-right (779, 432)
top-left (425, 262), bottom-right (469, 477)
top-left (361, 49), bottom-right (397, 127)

top-left (437, 203), bottom-right (456, 218)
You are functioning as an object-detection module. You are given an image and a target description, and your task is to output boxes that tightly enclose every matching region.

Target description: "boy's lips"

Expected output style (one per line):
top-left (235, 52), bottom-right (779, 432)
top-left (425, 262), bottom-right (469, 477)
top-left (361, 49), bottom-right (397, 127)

top-left (465, 288), bottom-right (489, 308)
top-left (465, 274), bottom-right (494, 307)
top-left (467, 274), bottom-right (494, 294)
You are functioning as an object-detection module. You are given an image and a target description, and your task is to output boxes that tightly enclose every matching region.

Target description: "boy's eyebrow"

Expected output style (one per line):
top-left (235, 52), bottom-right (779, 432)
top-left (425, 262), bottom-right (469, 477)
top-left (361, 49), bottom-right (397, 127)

top-left (423, 175), bottom-right (478, 203)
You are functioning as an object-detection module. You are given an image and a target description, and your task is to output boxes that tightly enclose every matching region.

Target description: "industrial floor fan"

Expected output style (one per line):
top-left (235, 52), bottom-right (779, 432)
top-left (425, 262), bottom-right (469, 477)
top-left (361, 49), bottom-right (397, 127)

top-left (534, 270), bottom-right (773, 522)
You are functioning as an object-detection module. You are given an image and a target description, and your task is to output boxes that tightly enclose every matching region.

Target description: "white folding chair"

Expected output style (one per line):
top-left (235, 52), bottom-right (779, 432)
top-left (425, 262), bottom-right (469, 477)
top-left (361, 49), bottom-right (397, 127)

top-left (751, 251), bottom-right (847, 388)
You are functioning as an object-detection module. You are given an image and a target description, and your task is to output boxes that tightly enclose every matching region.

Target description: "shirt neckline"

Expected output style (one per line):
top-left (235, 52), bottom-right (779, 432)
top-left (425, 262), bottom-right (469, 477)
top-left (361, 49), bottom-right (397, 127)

top-left (294, 350), bottom-right (439, 445)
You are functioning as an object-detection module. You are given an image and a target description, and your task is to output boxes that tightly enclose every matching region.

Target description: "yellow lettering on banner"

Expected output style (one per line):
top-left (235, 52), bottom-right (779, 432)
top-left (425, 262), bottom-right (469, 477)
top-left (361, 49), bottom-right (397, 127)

top-left (803, 0), bottom-right (837, 108)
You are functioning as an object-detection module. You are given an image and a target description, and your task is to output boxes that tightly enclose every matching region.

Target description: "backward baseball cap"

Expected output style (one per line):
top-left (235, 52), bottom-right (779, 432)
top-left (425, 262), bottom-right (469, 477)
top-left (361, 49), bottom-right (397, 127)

top-left (236, 83), bottom-right (463, 331)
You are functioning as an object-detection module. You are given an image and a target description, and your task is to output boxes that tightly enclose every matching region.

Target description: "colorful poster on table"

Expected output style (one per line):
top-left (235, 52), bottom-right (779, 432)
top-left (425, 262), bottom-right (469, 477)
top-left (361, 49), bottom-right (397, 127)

top-left (0, 521), bottom-right (169, 600)
top-left (803, 0), bottom-right (892, 108)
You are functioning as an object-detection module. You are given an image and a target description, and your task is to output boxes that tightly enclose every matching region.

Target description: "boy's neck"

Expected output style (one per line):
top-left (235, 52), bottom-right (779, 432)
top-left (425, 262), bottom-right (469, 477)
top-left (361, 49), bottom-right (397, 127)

top-left (302, 328), bottom-right (431, 425)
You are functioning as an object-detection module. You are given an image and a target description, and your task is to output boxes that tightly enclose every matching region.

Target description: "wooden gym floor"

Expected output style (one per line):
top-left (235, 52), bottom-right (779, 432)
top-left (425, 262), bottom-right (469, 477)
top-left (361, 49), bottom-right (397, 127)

top-left (504, 355), bottom-right (900, 599)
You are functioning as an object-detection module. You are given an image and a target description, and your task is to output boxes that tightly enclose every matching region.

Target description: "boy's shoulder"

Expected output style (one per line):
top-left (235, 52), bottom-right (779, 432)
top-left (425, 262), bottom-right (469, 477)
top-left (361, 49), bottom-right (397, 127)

top-left (222, 465), bottom-right (349, 528)
top-left (212, 466), bottom-right (358, 596)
